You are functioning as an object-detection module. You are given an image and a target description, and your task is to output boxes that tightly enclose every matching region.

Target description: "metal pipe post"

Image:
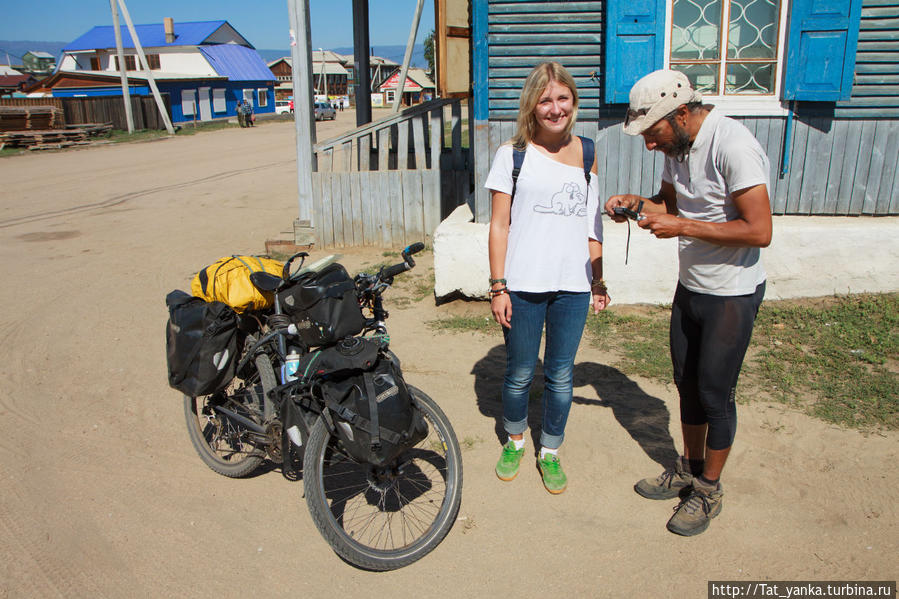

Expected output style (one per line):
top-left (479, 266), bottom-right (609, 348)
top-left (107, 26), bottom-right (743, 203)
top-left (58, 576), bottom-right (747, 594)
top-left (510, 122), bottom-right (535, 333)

top-left (352, 0), bottom-right (372, 125)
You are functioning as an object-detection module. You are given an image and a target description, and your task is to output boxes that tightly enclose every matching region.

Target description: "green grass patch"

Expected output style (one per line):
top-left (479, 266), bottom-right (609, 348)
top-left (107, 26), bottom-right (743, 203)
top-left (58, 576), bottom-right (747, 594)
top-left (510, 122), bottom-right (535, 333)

top-left (106, 120), bottom-right (238, 144)
top-left (747, 293), bottom-right (898, 430)
top-left (0, 147), bottom-right (26, 158)
top-left (106, 128), bottom-right (171, 144)
top-left (409, 270), bottom-right (435, 301)
top-left (426, 314), bottom-right (499, 335)
top-left (432, 293), bottom-right (898, 431)
top-left (585, 306), bottom-right (672, 383)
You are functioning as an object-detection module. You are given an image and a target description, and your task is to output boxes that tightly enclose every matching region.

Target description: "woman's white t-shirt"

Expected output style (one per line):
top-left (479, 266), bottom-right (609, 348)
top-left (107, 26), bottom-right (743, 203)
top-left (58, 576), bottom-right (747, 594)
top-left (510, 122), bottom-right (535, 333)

top-left (485, 142), bottom-right (602, 293)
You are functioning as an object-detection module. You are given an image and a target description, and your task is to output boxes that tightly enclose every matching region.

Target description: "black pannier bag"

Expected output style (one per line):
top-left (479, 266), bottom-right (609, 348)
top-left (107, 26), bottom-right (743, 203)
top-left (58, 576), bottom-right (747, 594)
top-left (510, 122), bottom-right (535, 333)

top-left (277, 263), bottom-right (365, 348)
top-left (165, 290), bottom-right (239, 397)
top-left (300, 337), bottom-right (427, 467)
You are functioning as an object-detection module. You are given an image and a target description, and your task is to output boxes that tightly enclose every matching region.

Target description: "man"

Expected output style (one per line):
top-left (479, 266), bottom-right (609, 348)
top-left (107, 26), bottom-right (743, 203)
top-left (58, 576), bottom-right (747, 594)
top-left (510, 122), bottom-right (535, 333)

top-left (606, 69), bottom-right (772, 536)
top-left (236, 100), bottom-right (246, 127)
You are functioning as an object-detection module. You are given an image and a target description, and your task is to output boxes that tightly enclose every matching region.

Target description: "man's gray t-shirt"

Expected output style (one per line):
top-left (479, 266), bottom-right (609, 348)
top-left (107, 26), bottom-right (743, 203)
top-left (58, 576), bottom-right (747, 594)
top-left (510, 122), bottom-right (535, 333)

top-left (662, 109), bottom-right (769, 296)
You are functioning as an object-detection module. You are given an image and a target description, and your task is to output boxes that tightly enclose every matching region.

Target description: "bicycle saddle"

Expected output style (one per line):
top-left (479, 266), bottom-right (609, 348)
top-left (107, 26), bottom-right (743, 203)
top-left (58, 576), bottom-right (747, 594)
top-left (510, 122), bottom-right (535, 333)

top-left (249, 271), bottom-right (283, 292)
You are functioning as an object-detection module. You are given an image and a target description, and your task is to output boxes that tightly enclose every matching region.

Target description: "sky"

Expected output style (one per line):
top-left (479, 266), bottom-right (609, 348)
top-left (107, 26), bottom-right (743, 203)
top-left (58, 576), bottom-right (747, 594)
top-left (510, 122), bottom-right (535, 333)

top-left (0, 0), bottom-right (435, 50)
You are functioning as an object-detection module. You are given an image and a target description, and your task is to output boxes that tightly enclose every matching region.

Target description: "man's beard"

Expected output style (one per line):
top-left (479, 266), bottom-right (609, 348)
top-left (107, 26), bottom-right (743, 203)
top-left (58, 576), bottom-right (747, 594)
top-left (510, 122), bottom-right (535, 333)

top-left (664, 119), bottom-right (692, 161)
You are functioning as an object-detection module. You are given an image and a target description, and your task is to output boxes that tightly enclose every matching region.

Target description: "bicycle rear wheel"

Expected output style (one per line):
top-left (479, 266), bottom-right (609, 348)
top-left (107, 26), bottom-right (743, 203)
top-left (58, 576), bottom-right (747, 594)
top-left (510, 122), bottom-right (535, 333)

top-left (303, 386), bottom-right (463, 570)
top-left (183, 354), bottom-right (275, 478)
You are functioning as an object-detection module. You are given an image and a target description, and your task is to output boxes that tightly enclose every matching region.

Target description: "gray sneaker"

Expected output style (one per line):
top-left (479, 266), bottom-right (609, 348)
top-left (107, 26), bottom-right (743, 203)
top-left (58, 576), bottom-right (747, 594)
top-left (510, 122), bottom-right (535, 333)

top-left (634, 457), bottom-right (694, 500)
top-left (666, 482), bottom-right (723, 536)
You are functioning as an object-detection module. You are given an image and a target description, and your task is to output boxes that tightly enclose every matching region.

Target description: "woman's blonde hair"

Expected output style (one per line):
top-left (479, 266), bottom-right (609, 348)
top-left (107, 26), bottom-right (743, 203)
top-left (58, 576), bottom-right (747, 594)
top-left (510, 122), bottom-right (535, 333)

top-left (510, 62), bottom-right (579, 150)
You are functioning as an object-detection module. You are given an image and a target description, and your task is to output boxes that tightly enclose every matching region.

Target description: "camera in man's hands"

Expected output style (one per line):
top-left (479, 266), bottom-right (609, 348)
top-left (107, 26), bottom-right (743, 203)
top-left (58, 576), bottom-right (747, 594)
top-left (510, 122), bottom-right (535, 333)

top-left (613, 206), bottom-right (645, 221)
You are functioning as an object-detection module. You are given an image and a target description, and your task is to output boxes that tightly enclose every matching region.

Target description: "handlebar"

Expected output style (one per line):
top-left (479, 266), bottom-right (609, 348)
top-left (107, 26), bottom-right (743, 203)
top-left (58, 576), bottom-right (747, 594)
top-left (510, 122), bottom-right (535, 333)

top-left (354, 242), bottom-right (425, 296)
top-left (379, 242), bottom-right (425, 280)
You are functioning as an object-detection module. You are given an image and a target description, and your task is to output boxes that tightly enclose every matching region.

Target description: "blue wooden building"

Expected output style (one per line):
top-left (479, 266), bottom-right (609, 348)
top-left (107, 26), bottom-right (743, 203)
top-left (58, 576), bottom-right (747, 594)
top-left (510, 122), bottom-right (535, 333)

top-left (43, 20), bottom-right (276, 124)
top-left (470, 0), bottom-right (899, 222)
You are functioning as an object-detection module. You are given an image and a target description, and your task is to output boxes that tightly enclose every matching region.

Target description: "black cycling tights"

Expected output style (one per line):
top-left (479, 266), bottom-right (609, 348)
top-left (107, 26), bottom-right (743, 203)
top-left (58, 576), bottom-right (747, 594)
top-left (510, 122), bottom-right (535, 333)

top-left (670, 281), bottom-right (765, 450)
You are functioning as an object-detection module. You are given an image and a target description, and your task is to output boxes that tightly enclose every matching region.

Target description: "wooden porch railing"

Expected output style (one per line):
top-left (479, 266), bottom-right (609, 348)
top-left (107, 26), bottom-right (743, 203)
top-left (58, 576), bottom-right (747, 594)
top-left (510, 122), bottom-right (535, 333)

top-left (311, 97), bottom-right (470, 248)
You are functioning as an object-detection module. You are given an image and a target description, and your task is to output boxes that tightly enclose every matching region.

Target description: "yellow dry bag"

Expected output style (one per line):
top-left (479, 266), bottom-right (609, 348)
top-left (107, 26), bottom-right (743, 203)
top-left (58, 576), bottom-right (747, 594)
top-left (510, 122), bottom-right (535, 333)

top-left (191, 255), bottom-right (284, 313)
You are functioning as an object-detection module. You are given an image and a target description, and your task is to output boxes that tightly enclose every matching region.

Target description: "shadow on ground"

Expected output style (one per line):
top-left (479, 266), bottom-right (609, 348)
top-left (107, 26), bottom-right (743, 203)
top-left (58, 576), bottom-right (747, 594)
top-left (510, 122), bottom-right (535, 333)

top-left (471, 344), bottom-right (678, 467)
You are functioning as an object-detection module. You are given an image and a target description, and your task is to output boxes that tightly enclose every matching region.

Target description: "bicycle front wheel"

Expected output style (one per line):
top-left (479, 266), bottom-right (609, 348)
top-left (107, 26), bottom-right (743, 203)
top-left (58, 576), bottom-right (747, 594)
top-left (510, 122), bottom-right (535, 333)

top-left (303, 386), bottom-right (463, 570)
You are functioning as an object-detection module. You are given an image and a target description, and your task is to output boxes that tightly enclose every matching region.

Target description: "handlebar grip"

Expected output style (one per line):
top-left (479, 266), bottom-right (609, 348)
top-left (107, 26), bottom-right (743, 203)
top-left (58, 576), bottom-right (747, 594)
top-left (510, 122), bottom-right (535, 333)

top-left (381, 262), bottom-right (410, 279)
top-left (404, 242), bottom-right (425, 257)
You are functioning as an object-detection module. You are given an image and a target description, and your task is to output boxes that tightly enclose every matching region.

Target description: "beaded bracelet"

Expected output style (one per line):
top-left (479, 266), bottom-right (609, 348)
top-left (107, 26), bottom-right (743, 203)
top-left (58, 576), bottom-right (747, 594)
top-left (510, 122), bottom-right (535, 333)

top-left (489, 277), bottom-right (507, 286)
top-left (591, 279), bottom-right (608, 295)
top-left (488, 286), bottom-right (508, 298)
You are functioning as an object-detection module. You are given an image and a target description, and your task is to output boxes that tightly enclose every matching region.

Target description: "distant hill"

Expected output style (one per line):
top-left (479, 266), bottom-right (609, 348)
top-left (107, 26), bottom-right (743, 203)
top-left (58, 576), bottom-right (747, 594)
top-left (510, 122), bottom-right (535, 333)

top-left (258, 44), bottom-right (425, 69)
top-left (0, 40), bottom-right (67, 65)
top-left (1, 40), bottom-right (425, 70)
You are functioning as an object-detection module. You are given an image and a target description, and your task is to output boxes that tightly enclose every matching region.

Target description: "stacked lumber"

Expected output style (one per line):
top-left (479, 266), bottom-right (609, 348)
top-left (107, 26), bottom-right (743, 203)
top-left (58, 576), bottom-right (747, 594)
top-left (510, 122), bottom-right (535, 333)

top-left (65, 122), bottom-right (113, 137)
top-left (0, 129), bottom-right (90, 150)
top-left (0, 106), bottom-right (63, 131)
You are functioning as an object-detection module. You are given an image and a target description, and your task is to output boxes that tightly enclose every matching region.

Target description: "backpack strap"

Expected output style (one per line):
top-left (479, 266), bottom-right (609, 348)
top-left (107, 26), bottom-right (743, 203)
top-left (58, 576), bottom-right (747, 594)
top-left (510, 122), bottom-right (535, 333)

top-left (578, 135), bottom-right (595, 188)
top-left (510, 146), bottom-right (526, 204)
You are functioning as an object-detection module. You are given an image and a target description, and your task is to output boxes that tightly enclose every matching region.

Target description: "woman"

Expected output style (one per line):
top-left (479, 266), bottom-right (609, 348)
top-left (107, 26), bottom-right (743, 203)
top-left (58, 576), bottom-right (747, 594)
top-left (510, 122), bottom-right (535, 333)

top-left (485, 61), bottom-right (610, 494)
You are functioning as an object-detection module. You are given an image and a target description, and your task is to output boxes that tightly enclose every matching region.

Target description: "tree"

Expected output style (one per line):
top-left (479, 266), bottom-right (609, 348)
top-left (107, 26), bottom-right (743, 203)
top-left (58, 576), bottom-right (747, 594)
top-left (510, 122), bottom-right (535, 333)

top-left (424, 29), bottom-right (435, 80)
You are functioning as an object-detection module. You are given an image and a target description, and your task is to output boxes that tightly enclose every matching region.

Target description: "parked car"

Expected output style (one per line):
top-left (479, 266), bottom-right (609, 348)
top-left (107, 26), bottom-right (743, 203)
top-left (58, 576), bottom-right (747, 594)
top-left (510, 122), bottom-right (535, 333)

top-left (275, 100), bottom-right (293, 115)
top-left (314, 102), bottom-right (336, 121)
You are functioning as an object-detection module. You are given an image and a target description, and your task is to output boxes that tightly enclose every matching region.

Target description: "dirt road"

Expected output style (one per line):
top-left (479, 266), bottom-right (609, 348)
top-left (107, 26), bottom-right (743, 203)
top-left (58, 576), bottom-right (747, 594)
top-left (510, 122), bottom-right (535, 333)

top-left (0, 116), bottom-right (895, 597)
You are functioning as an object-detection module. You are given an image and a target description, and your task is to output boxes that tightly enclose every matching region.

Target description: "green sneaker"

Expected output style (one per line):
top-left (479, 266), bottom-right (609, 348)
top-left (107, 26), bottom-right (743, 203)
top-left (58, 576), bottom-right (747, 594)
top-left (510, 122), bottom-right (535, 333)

top-left (537, 453), bottom-right (567, 494)
top-left (495, 441), bottom-right (525, 481)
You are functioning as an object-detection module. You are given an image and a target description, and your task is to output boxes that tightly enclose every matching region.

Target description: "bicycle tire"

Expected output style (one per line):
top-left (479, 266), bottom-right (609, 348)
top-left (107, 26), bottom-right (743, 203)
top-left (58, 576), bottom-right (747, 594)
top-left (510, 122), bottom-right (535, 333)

top-left (183, 354), bottom-right (276, 478)
top-left (303, 386), bottom-right (463, 570)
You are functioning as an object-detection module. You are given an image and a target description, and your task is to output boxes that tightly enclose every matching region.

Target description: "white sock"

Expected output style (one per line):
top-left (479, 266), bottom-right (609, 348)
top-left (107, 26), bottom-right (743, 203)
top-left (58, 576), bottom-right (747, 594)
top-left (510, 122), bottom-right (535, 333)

top-left (540, 446), bottom-right (558, 460)
top-left (509, 437), bottom-right (525, 450)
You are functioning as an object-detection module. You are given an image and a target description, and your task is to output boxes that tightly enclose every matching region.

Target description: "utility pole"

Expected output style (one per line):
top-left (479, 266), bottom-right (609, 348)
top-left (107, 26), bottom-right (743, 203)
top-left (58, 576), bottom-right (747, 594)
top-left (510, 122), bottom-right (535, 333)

top-left (116, 0), bottom-right (174, 134)
top-left (319, 47), bottom-right (328, 99)
top-left (392, 0), bottom-right (425, 112)
top-left (287, 0), bottom-right (316, 245)
top-left (109, 0), bottom-right (134, 132)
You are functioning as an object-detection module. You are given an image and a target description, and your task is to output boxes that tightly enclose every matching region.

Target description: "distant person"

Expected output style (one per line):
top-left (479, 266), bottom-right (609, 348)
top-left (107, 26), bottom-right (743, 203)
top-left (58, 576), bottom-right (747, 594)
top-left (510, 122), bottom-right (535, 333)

top-left (241, 100), bottom-right (254, 127)
top-left (236, 100), bottom-right (246, 127)
top-left (606, 69), bottom-right (772, 536)
top-left (485, 61), bottom-right (610, 495)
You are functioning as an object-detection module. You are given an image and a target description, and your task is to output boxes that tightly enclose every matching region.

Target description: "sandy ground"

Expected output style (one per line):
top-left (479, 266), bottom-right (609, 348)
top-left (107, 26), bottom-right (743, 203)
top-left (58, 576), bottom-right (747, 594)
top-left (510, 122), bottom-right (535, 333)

top-left (0, 113), bottom-right (896, 598)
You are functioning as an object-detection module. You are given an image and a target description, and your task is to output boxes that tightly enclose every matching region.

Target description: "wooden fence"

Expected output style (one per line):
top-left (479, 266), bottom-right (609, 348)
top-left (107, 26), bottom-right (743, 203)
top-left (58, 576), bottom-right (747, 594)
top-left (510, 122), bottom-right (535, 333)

top-left (312, 98), bottom-right (471, 248)
top-left (0, 95), bottom-right (171, 130)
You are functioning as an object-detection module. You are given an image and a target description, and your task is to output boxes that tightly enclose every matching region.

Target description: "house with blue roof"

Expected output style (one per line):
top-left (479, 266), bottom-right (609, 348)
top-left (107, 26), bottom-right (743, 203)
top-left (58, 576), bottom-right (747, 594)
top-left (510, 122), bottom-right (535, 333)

top-left (39, 18), bottom-right (276, 124)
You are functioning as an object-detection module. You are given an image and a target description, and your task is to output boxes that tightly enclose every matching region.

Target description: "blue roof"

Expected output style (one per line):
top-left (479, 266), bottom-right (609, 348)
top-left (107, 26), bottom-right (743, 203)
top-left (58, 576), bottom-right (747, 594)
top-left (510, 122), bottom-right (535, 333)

top-left (199, 45), bottom-right (276, 82)
top-left (63, 21), bottom-right (249, 51)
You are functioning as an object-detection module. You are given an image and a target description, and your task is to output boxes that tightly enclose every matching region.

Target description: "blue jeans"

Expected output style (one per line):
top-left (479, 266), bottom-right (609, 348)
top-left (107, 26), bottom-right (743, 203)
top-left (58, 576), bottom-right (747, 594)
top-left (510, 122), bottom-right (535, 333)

top-left (502, 290), bottom-right (590, 449)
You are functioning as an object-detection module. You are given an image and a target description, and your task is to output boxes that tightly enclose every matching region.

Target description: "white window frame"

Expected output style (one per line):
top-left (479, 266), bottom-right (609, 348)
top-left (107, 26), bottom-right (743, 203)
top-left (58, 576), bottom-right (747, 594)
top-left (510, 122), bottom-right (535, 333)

top-left (663, 0), bottom-right (790, 116)
top-left (386, 89), bottom-right (395, 103)
top-left (212, 88), bottom-right (226, 113)
top-left (181, 89), bottom-right (196, 116)
top-left (257, 88), bottom-right (268, 108)
top-left (243, 88), bottom-right (255, 106)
